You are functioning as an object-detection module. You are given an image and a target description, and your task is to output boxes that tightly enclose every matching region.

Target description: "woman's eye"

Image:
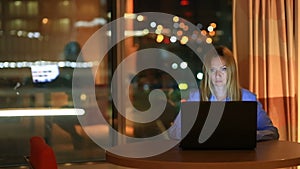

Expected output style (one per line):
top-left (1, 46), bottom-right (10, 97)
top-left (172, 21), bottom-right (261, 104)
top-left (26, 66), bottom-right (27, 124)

top-left (209, 66), bottom-right (226, 73)
top-left (221, 67), bottom-right (227, 71)
top-left (210, 68), bottom-right (216, 73)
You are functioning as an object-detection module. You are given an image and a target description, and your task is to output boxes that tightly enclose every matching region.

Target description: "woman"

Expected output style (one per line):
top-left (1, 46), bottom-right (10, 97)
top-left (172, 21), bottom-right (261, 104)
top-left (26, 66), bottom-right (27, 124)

top-left (169, 46), bottom-right (279, 141)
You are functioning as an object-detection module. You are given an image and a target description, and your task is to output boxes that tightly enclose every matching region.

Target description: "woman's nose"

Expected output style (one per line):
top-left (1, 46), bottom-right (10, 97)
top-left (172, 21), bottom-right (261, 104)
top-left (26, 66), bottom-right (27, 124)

top-left (215, 70), bottom-right (222, 77)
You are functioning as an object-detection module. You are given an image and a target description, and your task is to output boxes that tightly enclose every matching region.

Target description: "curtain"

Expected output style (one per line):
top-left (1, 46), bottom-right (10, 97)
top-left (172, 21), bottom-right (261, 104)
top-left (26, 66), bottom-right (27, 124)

top-left (233, 0), bottom-right (299, 141)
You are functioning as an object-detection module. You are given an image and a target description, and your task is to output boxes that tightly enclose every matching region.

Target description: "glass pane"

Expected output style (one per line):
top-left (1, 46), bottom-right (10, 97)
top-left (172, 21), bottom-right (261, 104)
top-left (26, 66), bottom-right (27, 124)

top-left (27, 1), bottom-right (39, 16)
top-left (0, 0), bottom-right (110, 167)
top-left (111, 0), bottom-right (232, 155)
top-left (7, 19), bottom-right (26, 30)
top-left (0, 0), bottom-right (232, 167)
top-left (53, 18), bottom-right (71, 32)
top-left (57, 0), bottom-right (74, 16)
top-left (8, 1), bottom-right (24, 16)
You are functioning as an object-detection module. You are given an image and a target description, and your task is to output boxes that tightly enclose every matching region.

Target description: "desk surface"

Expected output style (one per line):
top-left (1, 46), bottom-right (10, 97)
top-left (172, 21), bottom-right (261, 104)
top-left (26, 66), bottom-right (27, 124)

top-left (106, 140), bottom-right (300, 169)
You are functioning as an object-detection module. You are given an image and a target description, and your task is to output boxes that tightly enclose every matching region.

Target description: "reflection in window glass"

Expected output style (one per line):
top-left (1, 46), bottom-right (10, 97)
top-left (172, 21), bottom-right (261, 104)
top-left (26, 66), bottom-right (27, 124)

top-left (7, 19), bottom-right (39, 30)
top-left (58, 0), bottom-right (73, 16)
top-left (0, 0), bottom-right (108, 167)
top-left (8, 1), bottom-right (25, 16)
top-left (53, 18), bottom-right (71, 32)
top-left (27, 1), bottom-right (39, 16)
top-left (0, 0), bottom-right (232, 168)
top-left (7, 19), bottom-right (25, 30)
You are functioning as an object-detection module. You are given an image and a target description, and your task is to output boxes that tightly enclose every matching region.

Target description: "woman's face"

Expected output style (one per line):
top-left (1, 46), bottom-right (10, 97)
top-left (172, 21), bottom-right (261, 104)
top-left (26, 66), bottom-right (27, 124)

top-left (209, 57), bottom-right (227, 88)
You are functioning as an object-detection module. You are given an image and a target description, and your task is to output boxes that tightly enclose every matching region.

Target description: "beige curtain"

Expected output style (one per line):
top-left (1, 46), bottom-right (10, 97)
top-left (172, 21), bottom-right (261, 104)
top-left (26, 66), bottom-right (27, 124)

top-left (233, 0), bottom-right (300, 141)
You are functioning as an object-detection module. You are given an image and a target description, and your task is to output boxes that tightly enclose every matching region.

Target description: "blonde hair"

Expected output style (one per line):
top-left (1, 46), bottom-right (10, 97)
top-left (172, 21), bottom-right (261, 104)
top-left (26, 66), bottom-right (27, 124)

top-left (200, 46), bottom-right (241, 101)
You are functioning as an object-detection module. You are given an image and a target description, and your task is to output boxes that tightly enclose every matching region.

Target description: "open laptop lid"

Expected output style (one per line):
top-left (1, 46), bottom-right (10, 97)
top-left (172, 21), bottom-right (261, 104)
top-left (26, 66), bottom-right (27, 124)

top-left (179, 101), bottom-right (257, 150)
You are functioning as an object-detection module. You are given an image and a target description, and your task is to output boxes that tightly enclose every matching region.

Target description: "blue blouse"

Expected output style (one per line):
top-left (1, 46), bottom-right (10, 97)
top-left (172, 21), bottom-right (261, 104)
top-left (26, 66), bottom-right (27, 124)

top-left (169, 88), bottom-right (279, 141)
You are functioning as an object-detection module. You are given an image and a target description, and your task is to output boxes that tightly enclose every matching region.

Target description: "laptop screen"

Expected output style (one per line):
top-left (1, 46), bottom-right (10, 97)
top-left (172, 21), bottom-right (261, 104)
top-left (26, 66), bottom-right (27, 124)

top-left (179, 101), bottom-right (257, 150)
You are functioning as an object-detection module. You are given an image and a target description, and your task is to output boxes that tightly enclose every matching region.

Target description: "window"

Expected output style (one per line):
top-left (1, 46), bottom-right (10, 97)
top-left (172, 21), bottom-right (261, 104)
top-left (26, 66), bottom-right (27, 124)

top-left (0, 0), bottom-right (232, 167)
top-left (27, 1), bottom-right (39, 16)
top-left (0, 0), bottom-right (109, 166)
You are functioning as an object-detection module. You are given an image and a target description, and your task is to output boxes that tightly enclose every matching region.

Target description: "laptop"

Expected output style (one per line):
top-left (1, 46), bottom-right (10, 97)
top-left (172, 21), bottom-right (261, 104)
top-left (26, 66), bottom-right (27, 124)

top-left (179, 101), bottom-right (257, 150)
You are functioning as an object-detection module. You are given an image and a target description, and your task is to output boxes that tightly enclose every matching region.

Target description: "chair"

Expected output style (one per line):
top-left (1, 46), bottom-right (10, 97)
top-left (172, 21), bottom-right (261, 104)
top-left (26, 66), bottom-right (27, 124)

top-left (24, 136), bottom-right (58, 169)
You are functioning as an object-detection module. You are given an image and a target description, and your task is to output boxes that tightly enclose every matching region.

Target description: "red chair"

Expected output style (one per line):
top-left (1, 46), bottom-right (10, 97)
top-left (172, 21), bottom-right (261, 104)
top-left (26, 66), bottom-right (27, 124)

top-left (25, 136), bottom-right (58, 169)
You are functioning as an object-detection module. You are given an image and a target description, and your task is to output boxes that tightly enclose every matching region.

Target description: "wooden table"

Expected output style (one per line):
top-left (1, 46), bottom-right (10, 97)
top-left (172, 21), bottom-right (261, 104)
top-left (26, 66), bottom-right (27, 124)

top-left (106, 140), bottom-right (300, 169)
